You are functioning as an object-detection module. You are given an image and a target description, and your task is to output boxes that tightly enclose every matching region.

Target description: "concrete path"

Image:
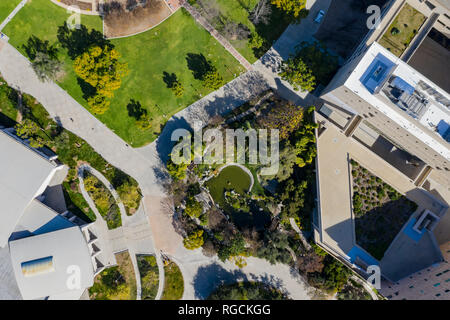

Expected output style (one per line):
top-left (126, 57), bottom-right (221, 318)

top-left (0, 0), bottom-right (28, 32)
top-left (0, 0), bottom-right (332, 300)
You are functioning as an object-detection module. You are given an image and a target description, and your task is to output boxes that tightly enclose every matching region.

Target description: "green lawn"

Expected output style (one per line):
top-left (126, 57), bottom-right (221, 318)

top-left (379, 3), bottom-right (426, 57)
top-left (0, 0), bottom-right (22, 23)
top-left (205, 165), bottom-right (251, 208)
top-left (161, 261), bottom-right (184, 300)
top-left (3, 0), bottom-right (244, 147)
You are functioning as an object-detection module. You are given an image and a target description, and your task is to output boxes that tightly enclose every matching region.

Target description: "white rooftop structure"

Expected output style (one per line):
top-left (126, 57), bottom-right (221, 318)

top-left (9, 226), bottom-right (94, 300)
top-left (345, 42), bottom-right (450, 160)
top-left (0, 129), bottom-right (62, 247)
top-left (0, 128), bottom-right (95, 300)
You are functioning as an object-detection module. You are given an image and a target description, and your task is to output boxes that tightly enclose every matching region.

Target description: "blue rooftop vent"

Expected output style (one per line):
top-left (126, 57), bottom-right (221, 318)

top-left (360, 53), bottom-right (396, 94)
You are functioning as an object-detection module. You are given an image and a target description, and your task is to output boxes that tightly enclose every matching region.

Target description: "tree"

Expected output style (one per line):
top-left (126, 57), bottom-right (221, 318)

top-left (183, 230), bottom-right (205, 250)
top-left (257, 101), bottom-right (304, 140)
top-left (14, 119), bottom-right (45, 148)
top-left (249, 32), bottom-right (264, 49)
top-left (136, 113), bottom-right (152, 131)
top-left (171, 81), bottom-right (185, 97)
top-left (279, 57), bottom-right (316, 92)
top-left (256, 231), bottom-right (291, 265)
top-left (74, 45), bottom-right (128, 114)
top-left (218, 234), bottom-right (246, 262)
top-left (88, 94), bottom-right (111, 115)
top-left (294, 41), bottom-right (339, 86)
top-left (184, 197), bottom-right (203, 219)
top-left (250, 0), bottom-right (272, 25)
top-left (203, 69), bottom-right (224, 90)
top-left (271, 0), bottom-right (307, 19)
top-left (31, 52), bottom-right (63, 82)
top-left (166, 158), bottom-right (188, 181)
top-left (117, 182), bottom-right (141, 210)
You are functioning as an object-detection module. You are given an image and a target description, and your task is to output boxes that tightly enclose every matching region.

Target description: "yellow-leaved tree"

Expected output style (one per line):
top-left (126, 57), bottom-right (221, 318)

top-left (271, 0), bottom-right (307, 18)
top-left (74, 45), bottom-right (128, 114)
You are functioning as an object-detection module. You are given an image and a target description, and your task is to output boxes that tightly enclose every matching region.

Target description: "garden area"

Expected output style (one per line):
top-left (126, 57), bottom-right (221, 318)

top-left (351, 159), bottom-right (418, 260)
top-left (89, 251), bottom-right (137, 300)
top-left (208, 281), bottom-right (288, 300)
top-left (83, 172), bottom-right (122, 229)
top-left (137, 254), bottom-right (160, 300)
top-left (161, 259), bottom-right (184, 300)
top-left (187, 0), bottom-right (297, 63)
top-left (2, 0), bottom-right (244, 147)
top-left (0, 76), bottom-right (141, 224)
top-left (379, 3), bottom-right (426, 57)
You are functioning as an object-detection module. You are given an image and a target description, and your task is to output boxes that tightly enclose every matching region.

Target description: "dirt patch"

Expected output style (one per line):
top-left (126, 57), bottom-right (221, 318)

top-left (315, 0), bottom-right (389, 59)
top-left (59, 0), bottom-right (94, 11)
top-left (102, 0), bottom-right (173, 38)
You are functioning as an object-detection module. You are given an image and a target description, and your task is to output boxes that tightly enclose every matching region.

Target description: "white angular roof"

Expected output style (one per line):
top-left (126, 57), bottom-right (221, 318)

top-left (9, 226), bottom-right (94, 300)
top-left (0, 129), bottom-right (59, 247)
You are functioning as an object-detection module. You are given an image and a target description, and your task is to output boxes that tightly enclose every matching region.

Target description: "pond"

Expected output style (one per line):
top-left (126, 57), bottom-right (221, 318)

top-left (205, 165), bottom-right (251, 208)
top-left (205, 165), bottom-right (271, 231)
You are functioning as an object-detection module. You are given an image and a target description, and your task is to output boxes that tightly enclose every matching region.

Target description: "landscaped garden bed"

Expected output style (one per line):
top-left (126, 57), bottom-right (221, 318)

top-left (0, 77), bottom-right (141, 223)
top-left (83, 171), bottom-right (122, 229)
top-left (89, 251), bottom-right (137, 300)
top-left (3, 0), bottom-right (244, 147)
top-left (137, 254), bottom-right (160, 300)
top-left (161, 259), bottom-right (184, 300)
top-left (208, 281), bottom-right (288, 300)
top-left (379, 3), bottom-right (426, 57)
top-left (351, 159), bottom-right (418, 260)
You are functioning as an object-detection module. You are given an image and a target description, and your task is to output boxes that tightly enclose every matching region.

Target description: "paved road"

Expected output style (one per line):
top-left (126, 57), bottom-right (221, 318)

top-left (0, 0), bottom-right (332, 299)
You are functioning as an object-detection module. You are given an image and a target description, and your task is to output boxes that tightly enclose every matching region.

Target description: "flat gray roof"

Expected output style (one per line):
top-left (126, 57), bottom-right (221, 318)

top-left (9, 226), bottom-right (94, 300)
top-left (0, 129), bottom-right (59, 247)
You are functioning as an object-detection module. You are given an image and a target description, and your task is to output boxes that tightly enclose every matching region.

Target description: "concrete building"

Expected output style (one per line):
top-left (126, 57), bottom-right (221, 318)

top-left (0, 127), bottom-right (98, 300)
top-left (314, 0), bottom-right (450, 299)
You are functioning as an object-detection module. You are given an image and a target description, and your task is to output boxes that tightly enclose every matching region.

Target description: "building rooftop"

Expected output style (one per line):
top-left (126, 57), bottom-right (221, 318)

top-left (346, 42), bottom-right (450, 159)
top-left (9, 226), bottom-right (94, 300)
top-left (0, 129), bottom-right (60, 248)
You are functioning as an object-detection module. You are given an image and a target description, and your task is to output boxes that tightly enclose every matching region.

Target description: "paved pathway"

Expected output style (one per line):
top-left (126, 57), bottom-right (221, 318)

top-left (0, 0), bottom-right (332, 300)
top-left (0, 0), bottom-right (28, 32)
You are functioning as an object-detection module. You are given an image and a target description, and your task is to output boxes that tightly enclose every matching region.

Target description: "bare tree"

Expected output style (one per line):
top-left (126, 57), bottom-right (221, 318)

top-left (250, 0), bottom-right (272, 25)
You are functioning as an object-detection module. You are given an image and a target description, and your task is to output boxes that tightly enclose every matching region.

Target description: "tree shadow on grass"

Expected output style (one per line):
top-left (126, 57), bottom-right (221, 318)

top-left (57, 23), bottom-right (112, 59)
top-left (185, 53), bottom-right (213, 80)
top-left (162, 71), bottom-right (178, 89)
top-left (22, 35), bottom-right (59, 61)
top-left (126, 99), bottom-right (147, 120)
top-left (77, 77), bottom-right (97, 101)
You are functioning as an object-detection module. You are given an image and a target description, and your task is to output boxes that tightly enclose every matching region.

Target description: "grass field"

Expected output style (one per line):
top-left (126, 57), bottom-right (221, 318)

top-left (205, 165), bottom-right (251, 208)
top-left (3, 0), bottom-right (244, 147)
top-left (0, 0), bottom-right (21, 23)
top-left (161, 260), bottom-right (184, 300)
top-left (379, 3), bottom-right (426, 57)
